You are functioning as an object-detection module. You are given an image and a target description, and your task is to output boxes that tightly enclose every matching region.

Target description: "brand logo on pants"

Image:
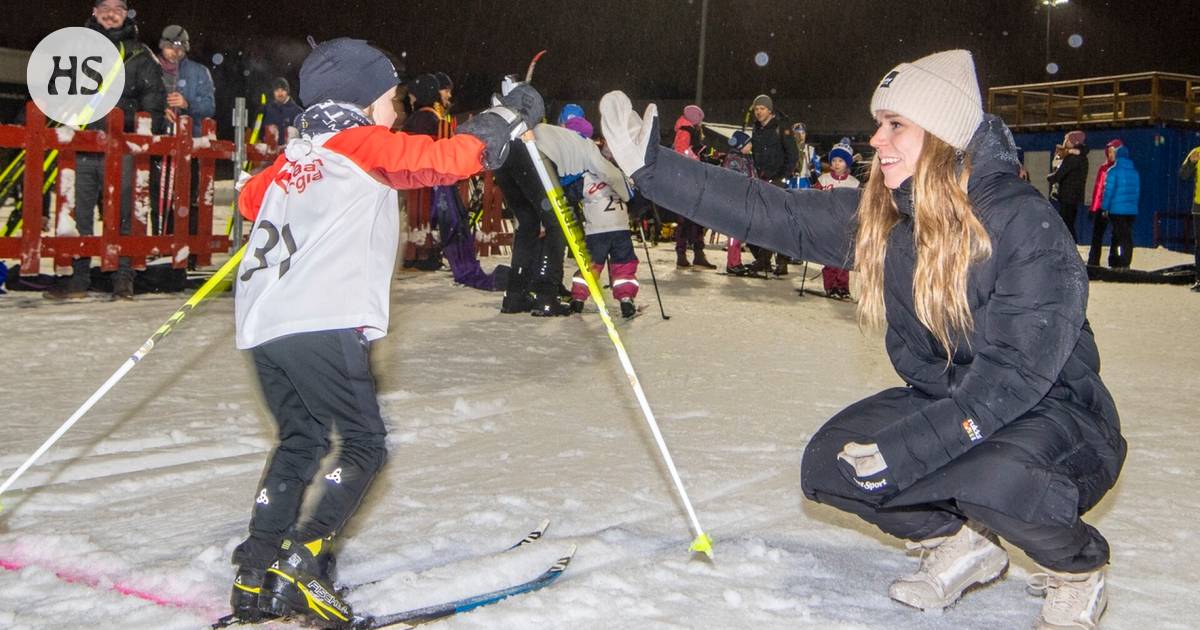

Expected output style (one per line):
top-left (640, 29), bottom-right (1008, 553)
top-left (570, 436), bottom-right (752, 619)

top-left (324, 468), bottom-right (343, 484)
top-left (256, 488), bottom-right (270, 505)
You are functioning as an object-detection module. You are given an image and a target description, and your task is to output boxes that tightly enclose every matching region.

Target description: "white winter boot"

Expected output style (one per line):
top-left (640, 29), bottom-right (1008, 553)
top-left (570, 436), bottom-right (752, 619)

top-left (1028, 567), bottom-right (1107, 629)
top-left (889, 521), bottom-right (1009, 611)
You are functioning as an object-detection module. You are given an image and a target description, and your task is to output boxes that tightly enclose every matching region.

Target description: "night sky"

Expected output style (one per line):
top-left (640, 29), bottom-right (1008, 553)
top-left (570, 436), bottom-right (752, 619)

top-left (4, 1), bottom-right (1199, 126)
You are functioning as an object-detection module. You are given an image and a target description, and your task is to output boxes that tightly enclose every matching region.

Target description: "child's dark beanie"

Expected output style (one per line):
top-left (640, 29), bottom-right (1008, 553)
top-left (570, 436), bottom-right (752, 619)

top-left (300, 38), bottom-right (398, 108)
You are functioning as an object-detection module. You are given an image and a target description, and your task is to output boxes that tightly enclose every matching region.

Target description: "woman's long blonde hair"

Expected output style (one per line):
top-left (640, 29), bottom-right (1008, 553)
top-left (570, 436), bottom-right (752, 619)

top-left (854, 133), bottom-right (992, 360)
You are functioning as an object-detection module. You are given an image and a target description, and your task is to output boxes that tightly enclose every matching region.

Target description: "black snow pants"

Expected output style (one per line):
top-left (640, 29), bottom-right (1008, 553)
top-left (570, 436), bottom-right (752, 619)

top-left (233, 329), bottom-right (388, 570)
top-left (801, 387), bottom-right (1113, 573)
top-left (494, 142), bottom-right (566, 309)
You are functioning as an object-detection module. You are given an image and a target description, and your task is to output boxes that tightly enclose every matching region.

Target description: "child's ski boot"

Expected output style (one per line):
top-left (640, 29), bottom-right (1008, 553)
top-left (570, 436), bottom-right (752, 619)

top-left (262, 536), bottom-right (353, 628)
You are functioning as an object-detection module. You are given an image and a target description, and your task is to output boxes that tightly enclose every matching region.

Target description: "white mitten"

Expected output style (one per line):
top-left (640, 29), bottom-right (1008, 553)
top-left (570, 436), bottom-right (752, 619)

top-left (837, 441), bottom-right (888, 477)
top-left (599, 91), bottom-right (659, 177)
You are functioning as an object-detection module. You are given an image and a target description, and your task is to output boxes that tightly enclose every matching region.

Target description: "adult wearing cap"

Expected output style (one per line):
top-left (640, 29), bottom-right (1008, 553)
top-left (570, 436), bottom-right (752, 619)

top-left (153, 24), bottom-right (215, 240)
top-left (157, 25), bottom-right (215, 133)
top-left (738, 93), bottom-right (797, 276)
top-left (45, 0), bottom-right (167, 300)
top-left (229, 36), bottom-right (540, 626)
top-left (600, 49), bottom-right (1122, 629)
top-left (262, 77), bottom-right (303, 143)
top-left (1047, 130), bottom-right (1089, 242)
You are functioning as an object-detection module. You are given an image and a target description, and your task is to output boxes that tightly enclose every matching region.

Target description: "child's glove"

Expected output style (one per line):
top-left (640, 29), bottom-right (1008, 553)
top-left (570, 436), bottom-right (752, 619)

top-left (599, 91), bottom-right (659, 177)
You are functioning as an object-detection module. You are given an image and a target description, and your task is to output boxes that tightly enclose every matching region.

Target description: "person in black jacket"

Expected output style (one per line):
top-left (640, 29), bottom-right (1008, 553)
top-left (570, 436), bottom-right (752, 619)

top-left (600, 49), bottom-right (1122, 630)
top-left (736, 94), bottom-right (799, 276)
top-left (45, 0), bottom-right (167, 301)
top-left (262, 78), bottom-right (303, 143)
top-left (1047, 130), bottom-right (1089, 243)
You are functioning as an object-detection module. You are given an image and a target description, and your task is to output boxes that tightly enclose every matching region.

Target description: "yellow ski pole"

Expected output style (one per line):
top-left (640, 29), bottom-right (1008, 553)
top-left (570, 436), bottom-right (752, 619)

top-left (520, 137), bottom-right (713, 559)
top-left (0, 246), bottom-right (246, 511)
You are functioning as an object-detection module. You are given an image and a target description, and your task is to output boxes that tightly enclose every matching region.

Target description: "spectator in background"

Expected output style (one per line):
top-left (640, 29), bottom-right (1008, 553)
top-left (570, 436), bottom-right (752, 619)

top-left (158, 25), bottom-right (215, 133)
top-left (1100, 141), bottom-right (1140, 269)
top-left (399, 74), bottom-right (447, 269)
top-left (672, 104), bottom-right (716, 269)
top-left (1046, 130), bottom-right (1088, 243)
top-left (557, 103), bottom-right (584, 126)
top-left (262, 78), bottom-right (303, 143)
top-left (45, 0), bottom-right (166, 300)
top-left (1087, 139), bottom-right (1122, 267)
top-left (400, 73), bottom-right (501, 290)
top-left (787, 121), bottom-right (821, 189)
top-left (815, 139), bottom-right (859, 299)
top-left (434, 72), bottom-right (454, 111)
top-left (738, 94), bottom-right (798, 276)
top-left (154, 24), bottom-right (215, 242)
top-left (1179, 146), bottom-right (1200, 292)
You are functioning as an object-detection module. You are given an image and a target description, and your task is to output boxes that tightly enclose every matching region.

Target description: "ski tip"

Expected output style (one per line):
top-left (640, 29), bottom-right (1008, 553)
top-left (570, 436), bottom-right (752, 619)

top-left (689, 533), bottom-right (714, 559)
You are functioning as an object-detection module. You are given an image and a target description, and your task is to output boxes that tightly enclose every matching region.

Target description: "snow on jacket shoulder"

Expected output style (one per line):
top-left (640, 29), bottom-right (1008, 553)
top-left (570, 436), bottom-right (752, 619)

top-left (1101, 146), bottom-right (1140, 216)
top-left (234, 125), bottom-right (486, 349)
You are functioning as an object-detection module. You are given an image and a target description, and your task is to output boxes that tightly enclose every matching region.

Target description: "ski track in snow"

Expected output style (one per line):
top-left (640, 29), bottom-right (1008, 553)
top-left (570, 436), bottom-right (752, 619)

top-left (0, 245), bottom-right (1196, 629)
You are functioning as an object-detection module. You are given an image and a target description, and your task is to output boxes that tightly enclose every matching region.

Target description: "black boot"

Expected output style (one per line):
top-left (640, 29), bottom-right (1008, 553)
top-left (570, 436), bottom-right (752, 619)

top-left (531, 293), bottom-right (571, 317)
top-left (230, 566), bottom-right (277, 623)
top-left (675, 250), bottom-right (691, 268)
top-left (501, 291), bottom-right (534, 314)
top-left (112, 271), bottom-right (135, 300)
top-left (619, 298), bottom-right (638, 319)
top-left (44, 258), bottom-right (91, 300)
top-left (262, 536), bottom-right (353, 627)
top-left (692, 246), bottom-right (717, 269)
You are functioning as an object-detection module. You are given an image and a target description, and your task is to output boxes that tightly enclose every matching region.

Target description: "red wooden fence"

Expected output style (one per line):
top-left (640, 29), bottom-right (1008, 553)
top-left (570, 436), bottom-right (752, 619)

top-left (0, 102), bottom-right (279, 276)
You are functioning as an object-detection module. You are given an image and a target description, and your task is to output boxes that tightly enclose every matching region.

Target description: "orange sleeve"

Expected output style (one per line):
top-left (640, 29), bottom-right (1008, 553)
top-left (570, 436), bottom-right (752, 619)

top-left (237, 154), bottom-right (288, 221)
top-left (322, 125), bottom-right (486, 189)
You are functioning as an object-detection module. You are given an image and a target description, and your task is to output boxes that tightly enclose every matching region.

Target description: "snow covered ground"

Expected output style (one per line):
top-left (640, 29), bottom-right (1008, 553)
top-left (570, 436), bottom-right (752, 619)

top-left (0, 243), bottom-right (1195, 629)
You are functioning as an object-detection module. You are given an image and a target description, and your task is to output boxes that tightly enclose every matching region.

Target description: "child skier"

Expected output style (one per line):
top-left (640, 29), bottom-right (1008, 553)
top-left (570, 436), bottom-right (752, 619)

top-left (229, 38), bottom-right (539, 627)
top-left (560, 116), bottom-right (640, 318)
top-left (815, 140), bottom-right (860, 299)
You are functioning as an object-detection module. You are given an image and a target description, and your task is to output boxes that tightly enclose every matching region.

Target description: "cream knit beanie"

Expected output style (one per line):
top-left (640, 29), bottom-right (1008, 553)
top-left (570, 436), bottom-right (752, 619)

top-left (869, 50), bottom-right (983, 150)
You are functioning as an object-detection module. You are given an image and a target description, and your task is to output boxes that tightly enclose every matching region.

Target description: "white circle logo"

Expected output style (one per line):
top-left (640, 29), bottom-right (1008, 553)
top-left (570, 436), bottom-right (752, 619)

top-left (27, 27), bottom-right (126, 129)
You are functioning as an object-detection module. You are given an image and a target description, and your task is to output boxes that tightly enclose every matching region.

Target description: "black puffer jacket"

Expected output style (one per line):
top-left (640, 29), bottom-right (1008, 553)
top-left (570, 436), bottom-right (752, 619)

top-left (1048, 147), bottom-right (1089, 206)
top-left (85, 16), bottom-right (166, 134)
top-left (750, 115), bottom-right (799, 181)
top-left (633, 114), bottom-right (1125, 505)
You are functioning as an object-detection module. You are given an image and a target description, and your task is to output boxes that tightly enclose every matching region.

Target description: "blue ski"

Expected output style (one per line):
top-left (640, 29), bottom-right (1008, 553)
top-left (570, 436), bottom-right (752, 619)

top-left (211, 520), bottom-right (554, 629)
top-left (357, 545), bottom-right (576, 629)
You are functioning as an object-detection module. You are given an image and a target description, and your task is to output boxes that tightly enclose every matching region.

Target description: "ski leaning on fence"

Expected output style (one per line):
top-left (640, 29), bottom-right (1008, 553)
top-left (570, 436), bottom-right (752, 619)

top-left (212, 519), bottom-right (569, 629)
